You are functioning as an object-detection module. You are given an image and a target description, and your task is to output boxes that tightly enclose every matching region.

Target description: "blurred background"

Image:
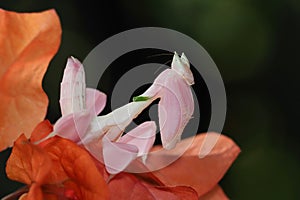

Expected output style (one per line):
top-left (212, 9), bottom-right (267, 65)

top-left (0, 0), bottom-right (300, 199)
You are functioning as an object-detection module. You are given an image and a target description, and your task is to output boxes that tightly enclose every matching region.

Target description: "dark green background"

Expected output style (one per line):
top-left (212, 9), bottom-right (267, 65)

top-left (0, 0), bottom-right (300, 199)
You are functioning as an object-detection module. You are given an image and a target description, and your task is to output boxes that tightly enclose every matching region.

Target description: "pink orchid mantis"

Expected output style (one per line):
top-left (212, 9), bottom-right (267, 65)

top-left (142, 52), bottom-right (194, 149)
top-left (52, 52), bottom-right (194, 174)
top-left (102, 121), bottom-right (157, 174)
top-left (53, 57), bottom-right (107, 143)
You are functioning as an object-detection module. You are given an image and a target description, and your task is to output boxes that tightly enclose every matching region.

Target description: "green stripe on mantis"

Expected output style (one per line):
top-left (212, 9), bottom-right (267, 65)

top-left (132, 96), bottom-right (151, 102)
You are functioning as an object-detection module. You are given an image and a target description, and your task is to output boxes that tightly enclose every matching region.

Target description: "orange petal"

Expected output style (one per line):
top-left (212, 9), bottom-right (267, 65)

top-left (147, 133), bottom-right (240, 196)
top-left (19, 188), bottom-right (57, 200)
top-left (108, 172), bottom-right (155, 200)
top-left (43, 137), bottom-right (109, 200)
top-left (30, 120), bottom-right (53, 143)
top-left (41, 138), bottom-right (69, 184)
top-left (144, 185), bottom-right (198, 200)
top-left (199, 185), bottom-right (229, 200)
top-left (108, 172), bottom-right (198, 200)
top-left (23, 183), bottom-right (43, 200)
top-left (0, 9), bottom-right (61, 151)
top-left (6, 134), bottom-right (52, 185)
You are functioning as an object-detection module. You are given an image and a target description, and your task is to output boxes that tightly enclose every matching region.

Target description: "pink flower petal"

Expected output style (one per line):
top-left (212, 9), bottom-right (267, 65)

top-left (102, 136), bottom-right (138, 174)
top-left (59, 57), bottom-right (86, 115)
top-left (54, 111), bottom-right (92, 143)
top-left (86, 88), bottom-right (107, 115)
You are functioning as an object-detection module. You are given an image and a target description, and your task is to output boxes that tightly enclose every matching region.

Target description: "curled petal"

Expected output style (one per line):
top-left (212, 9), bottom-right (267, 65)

top-left (119, 121), bottom-right (156, 158)
top-left (54, 111), bottom-right (92, 143)
top-left (86, 88), bottom-right (107, 115)
top-left (60, 57), bottom-right (86, 115)
top-left (102, 136), bottom-right (138, 174)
